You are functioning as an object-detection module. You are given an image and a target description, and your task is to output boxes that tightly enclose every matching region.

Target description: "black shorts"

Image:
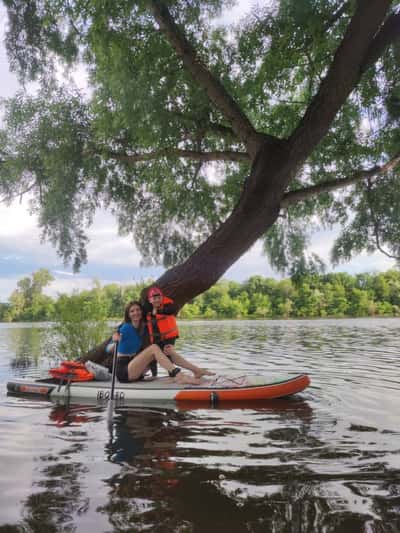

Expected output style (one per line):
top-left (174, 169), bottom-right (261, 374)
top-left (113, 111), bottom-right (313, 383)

top-left (116, 355), bottom-right (145, 383)
top-left (158, 338), bottom-right (176, 350)
top-left (116, 355), bottom-right (131, 383)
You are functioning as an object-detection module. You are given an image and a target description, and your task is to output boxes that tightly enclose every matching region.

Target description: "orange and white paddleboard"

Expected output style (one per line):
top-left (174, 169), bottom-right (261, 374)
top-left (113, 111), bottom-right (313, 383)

top-left (7, 373), bottom-right (310, 403)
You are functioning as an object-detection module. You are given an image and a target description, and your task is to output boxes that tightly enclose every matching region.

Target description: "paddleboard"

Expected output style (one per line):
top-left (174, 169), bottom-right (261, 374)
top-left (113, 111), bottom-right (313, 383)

top-left (7, 373), bottom-right (310, 403)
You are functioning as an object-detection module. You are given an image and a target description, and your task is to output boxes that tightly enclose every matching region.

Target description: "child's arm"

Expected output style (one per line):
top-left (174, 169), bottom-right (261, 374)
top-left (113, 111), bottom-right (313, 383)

top-left (160, 302), bottom-right (178, 315)
top-left (142, 301), bottom-right (152, 314)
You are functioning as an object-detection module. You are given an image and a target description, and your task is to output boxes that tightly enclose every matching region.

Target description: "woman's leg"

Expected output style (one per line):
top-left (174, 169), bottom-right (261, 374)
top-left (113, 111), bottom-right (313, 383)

top-left (116, 355), bottom-right (131, 383)
top-left (163, 345), bottom-right (214, 378)
top-left (127, 344), bottom-right (201, 384)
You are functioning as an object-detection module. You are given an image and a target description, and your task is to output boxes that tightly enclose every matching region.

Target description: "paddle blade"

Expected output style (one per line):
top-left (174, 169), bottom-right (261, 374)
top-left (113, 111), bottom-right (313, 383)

top-left (106, 398), bottom-right (115, 431)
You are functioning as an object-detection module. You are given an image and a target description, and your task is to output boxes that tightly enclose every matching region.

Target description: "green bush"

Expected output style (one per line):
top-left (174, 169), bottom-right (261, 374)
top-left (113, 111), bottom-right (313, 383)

top-left (53, 290), bottom-right (109, 359)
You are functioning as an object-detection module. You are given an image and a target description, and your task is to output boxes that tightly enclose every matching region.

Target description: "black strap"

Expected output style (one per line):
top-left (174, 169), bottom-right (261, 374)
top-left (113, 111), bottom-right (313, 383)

top-left (168, 367), bottom-right (181, 378)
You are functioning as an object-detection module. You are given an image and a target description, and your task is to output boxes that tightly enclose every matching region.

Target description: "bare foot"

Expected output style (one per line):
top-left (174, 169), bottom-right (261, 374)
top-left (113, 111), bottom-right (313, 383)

top-left (193, 368), bottom-right (215, 379)
top-left (174, 372), bottom-right (201, 386)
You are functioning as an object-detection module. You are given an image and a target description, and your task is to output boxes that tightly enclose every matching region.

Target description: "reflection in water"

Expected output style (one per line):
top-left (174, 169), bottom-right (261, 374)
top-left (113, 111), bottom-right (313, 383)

top-left (0, 400), bottom-right (95, 532)
top-left (101, 405), bottom-right (184, 530)
top-left (0, 395), bottom-right (399, 532)
top-left (0, 319), bottom-right (400, 531)
top-left (0, 324), bottom-right (52, 374)
top-left (102, 399), bottom-right (399, 532)
top-left (20, 460), bottom-right (90, 533)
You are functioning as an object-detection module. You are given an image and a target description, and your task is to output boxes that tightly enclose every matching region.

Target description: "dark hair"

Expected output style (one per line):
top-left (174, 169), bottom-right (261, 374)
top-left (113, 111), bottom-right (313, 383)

top-left (124, 301), bottom-right (143, 323)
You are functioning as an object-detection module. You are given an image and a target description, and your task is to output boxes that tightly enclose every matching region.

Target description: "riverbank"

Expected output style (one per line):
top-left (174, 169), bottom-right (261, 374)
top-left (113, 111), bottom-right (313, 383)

top-left (1, 270), bottom-right (400, 322)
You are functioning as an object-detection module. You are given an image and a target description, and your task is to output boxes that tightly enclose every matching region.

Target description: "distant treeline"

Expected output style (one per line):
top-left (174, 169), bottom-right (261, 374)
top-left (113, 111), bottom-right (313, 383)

top-left (1, 269), bottom-right (400, 322)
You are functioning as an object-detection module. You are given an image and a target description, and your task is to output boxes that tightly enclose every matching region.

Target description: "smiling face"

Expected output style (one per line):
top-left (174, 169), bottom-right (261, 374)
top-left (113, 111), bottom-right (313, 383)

top-left (128, 303), bottom-right (142, 324)
top-left (149, 293), bottom-right (162, 307)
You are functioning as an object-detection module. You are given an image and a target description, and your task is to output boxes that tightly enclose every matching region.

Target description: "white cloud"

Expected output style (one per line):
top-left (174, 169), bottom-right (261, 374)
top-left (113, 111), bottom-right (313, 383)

top-left (332, 252), bottom-right (396, 275)
top-left (0, 10), bottom-right (20, 100)
top-left (44, 276), bottom-right (112, 297)
top-left (225, 242), bottom-right (277, 281)
top-left (52, 270), bottom-right (74, 276)
top-left (0, 197), bottom-right (141, 269)
top-left (309, 228), bottom-right (396, 274)
top-left (0, 276), bottom-right (22, 298)
top-left (215, 0), bottom-right (262, 26)
top-left (0, 201), bottom-right (37, 236)
top-left (85, 211), bottom-right (143, 267)
top-left (0, 196), bottom-right (163, 300)
top-left (0, 200), bottom-right (60, 264)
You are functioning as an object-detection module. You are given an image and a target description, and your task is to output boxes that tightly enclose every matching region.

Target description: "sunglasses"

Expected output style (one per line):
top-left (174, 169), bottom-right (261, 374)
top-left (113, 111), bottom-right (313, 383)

top-left (150, 293), bottom-right (161, 297)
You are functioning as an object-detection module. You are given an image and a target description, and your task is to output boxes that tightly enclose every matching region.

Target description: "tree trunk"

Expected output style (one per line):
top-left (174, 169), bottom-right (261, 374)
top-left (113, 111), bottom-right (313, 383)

top-left (156, 138), bottom-right (299, 308)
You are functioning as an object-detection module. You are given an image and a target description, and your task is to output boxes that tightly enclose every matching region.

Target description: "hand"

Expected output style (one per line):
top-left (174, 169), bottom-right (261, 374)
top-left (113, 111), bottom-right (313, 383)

top-left (163, 344), bottom-right (173, 356)
top-left (112, 333), bottom-right (121, 342)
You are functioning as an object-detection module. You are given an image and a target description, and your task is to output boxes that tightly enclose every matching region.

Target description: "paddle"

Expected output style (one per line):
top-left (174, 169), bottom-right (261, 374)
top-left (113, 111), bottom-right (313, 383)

top-left (107, 339), bottom-right (119, 427)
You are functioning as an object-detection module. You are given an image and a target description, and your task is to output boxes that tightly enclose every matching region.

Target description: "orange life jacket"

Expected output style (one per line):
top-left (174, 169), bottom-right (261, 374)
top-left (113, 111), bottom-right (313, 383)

top-left (49, 360), bottom-right (94, 382)
top-left (146, 296), bottom-right (179, 344)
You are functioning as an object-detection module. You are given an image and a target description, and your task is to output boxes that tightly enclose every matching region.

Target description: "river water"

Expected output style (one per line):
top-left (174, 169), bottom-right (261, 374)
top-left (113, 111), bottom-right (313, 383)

top-left (0, 318), bottom-right (399, 532)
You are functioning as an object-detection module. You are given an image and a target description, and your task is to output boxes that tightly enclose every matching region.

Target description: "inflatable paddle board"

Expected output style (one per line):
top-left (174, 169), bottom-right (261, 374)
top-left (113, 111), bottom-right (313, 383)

top-left (7, 373), bottom-right (310, 403)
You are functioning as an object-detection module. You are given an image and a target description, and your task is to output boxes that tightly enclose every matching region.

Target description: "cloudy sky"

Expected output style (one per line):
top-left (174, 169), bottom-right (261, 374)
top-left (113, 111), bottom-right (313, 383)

top-left (0, 3), bottom-right (396, 302)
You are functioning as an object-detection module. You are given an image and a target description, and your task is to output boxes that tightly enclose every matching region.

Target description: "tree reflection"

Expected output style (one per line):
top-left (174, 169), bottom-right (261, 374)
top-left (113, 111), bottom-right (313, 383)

top-left (98, 399), bottom-right (400, 532)
top-left (2, 399), bottom-right (399, 532)
top-left (100, 405), bottom-right (192, 531)
top-left (20, 461), bottom-right (90, 533)
top-left (7, 325), bottom-right (51, 372)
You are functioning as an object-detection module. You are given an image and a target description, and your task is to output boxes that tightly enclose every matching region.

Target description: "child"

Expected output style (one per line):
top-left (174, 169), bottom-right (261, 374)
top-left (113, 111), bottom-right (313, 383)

top-left (143, 286), bottom-right (213, 379)
top-left (143, 286), bottom-right (179, 349)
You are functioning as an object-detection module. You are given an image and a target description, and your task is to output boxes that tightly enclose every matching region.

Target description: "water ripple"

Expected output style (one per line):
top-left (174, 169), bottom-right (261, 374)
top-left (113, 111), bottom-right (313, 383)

top-left (0, 318), bottom-right (400, 531)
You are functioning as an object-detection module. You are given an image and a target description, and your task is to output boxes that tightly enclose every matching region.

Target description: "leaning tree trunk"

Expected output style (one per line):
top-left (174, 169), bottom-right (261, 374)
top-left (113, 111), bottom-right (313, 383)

top-left (155, 138), bottom-right (299, 309)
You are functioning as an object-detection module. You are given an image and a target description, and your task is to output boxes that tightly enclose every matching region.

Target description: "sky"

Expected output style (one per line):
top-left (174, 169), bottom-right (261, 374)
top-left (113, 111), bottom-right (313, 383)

top-left (0, 2), bottom-right (396, 302)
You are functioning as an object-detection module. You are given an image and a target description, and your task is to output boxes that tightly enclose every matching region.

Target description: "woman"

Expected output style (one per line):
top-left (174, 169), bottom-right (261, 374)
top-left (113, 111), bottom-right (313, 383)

top-left (114, 301), bottom-right (202, 385)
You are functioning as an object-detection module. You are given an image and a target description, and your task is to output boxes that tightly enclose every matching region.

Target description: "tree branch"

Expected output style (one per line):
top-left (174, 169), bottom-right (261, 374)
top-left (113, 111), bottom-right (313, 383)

top-left (149, 0), bottom-right (269, 158)
top-left (290, 1), bottom-right (391, 161)
top-left (362, 12), bottom-right (400, 73)
top-left (0, 181), bottom-right (37, 204)
top-left (107, 148), bottom-right (250, 164)
top-left (172, 111), bottom-right (236, 139)
top-left (200, 121), bottom-right (236, 139)
top-left (281, 153), bottom-right (400, 209)
top-left (365, 178), bottom-right (399, 260)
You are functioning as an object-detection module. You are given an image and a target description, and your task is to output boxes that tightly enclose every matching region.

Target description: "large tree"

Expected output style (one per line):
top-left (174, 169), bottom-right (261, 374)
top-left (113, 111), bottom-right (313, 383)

top-left (1, 0), bottom-right (399, 308)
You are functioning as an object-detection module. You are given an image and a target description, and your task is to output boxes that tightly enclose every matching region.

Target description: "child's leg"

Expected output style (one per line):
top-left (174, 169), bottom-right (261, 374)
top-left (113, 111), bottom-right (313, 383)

top-left (163, 345), bottom-right (214, 378)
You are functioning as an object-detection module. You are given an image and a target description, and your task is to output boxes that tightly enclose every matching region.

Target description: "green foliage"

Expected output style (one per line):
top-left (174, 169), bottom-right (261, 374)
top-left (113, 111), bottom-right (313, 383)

top-left (5, 268), bottom-right (54, 321)
top-left (0, 90), bottom-right (105, 271)
top-left (0, 1), bottom-right (399, 274)
top-left (3, 268), bottom-right (400, 324)
top-left (179, 270), bottom-right (400, 319)
top-left (53, 285), bottom-right (109, 359)
top-left (332, 172), bottom-right (400, 264)
top-left (0, 302), bottom-right (11, 321)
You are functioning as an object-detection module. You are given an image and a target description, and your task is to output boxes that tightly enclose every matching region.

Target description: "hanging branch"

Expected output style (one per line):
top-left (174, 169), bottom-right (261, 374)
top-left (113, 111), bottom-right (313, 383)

top-left (365, 178), bottom-right (399, 260)
top-left (281, 153), bottom-right (400, 208)
top-left (149, 0), bottom-right (270, 157)
top-left (106, 148), bottom-right (250, 163)
top-left (289, 1), bottom-right (391, 161)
